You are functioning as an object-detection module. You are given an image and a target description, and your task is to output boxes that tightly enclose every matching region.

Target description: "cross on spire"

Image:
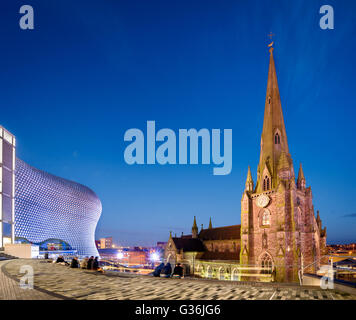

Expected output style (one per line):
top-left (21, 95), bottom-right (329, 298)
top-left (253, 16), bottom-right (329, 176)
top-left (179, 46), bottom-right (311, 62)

top-left (267, 32), bottom-right (275, 53)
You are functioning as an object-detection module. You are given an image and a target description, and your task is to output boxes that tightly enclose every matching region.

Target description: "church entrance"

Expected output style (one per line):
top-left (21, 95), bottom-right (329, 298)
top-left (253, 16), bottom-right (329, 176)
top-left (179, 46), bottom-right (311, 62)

top-left (166, 254), bottom-right (176, 266)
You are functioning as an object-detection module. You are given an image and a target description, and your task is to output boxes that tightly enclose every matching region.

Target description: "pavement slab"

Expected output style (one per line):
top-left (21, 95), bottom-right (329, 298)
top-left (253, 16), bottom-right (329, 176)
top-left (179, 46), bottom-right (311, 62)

top-left (1, 259), bottom-right (355, 300)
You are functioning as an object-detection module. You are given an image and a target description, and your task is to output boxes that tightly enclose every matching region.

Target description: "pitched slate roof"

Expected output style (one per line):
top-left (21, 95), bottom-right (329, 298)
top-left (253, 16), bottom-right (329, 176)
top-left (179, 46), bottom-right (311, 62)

top-left (200, 250), bottom-right (240, 261)
top-left (172, 237), bottom-right (205, 252)
top-left (334, 258), bottom-right (356, 267)
top-left (199, 225), bottom-right (241, 241)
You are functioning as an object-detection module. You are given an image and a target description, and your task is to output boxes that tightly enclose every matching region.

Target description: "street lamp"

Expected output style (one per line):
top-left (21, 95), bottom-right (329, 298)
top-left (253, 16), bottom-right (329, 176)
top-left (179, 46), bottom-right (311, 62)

top-left (150, 252), bottom-right (160, 262)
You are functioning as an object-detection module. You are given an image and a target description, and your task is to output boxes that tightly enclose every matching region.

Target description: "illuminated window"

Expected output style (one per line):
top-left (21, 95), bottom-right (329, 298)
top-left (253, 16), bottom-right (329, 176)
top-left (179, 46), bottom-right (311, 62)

top-left (262, 210), bottom-right (270, 226)
top-left (3, 237), bottom-right (12, 245)
top-left (261, 253), bottom-right (273, 274)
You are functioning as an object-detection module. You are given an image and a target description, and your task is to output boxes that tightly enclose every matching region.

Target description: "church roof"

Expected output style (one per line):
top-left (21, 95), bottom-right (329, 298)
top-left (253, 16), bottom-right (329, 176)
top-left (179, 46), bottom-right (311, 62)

top-left (199, 225), bottom-right (241, 241)
top-left (199, 250), bottom-right (240, 261)
top-left (333, 258), bottom-right (356, 267)
top-left (172, 237), bottom-right (205, 252)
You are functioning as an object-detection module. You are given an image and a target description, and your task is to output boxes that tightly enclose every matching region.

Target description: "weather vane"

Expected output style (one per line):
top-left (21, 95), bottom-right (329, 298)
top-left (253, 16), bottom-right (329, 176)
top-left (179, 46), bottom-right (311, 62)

top-left (268, 32), bottom-right (275, 52)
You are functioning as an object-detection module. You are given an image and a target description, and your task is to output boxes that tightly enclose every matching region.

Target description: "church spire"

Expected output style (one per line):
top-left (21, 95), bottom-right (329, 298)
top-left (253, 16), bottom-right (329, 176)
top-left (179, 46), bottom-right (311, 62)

top-left (209, 217), bottom-right (212, 229)
top-left (192, 216), bottom-right (198, 238)
top-left (245, 165), bottom-right (254, 192)
top-left (256, 41), bottom-right (292, 192)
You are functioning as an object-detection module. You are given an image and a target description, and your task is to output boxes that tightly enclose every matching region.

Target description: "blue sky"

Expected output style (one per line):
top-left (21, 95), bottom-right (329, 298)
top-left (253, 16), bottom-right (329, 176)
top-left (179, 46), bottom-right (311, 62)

top-left (1, 0), bottom-right (355, 246)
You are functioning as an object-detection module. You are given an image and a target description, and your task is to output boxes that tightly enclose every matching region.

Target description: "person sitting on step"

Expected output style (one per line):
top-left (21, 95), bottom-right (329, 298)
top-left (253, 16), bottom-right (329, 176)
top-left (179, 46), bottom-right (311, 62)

top-left (172, 263), bottom-right (184, 279)
top-left (160, 262), bottom-right (172, 278)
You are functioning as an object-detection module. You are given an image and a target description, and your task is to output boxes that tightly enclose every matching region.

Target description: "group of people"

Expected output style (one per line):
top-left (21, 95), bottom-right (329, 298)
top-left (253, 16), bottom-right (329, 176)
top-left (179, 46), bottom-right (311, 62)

top-left (153, 262), bottom-right (184, 278)
top-left (78, 256), bottom-right (101, 270)
top-left (55, 255), bottom-right (103, 272)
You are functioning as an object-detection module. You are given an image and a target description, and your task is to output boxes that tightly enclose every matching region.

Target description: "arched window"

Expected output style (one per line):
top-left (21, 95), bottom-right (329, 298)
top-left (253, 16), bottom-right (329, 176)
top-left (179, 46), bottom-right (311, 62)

top-left (262, 210), bottom-right (270, 226)
top-left (263, 176), bottom-right (270, 191)
top-left (218, 267), bottom-right (225, 280)
top-left (261, 253), bottom-right (273, 274)
top-left (274, 132), bottom-right (280, 144)
top-left (207, 266), bottom-right (212, 278)
top-left (232, 268), bottom-right (239, 281)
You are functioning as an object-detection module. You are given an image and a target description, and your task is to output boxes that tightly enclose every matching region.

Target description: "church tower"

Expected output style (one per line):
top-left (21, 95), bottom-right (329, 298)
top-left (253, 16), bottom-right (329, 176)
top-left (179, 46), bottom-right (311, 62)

top-left (240, 42), bottom-right (326, 282)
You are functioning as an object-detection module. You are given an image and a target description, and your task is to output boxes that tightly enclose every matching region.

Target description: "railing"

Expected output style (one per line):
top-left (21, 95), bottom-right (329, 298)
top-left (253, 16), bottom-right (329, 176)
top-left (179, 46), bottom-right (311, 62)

top-left (100, 259), bottom-right (154, 275)
top-left (298, 255), bottom-right (336, 286)
top-left (194, 263), bottom-right (274, 282)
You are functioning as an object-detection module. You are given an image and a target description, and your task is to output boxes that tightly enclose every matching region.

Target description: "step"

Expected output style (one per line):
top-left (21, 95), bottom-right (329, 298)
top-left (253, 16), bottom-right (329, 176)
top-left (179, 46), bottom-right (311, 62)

top-left (0, 253), bottom-right (19, 260)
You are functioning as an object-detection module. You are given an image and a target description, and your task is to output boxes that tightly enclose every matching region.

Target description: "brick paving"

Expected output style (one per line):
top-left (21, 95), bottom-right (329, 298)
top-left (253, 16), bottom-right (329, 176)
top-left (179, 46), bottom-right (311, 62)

top-left (1, 259), bottom-right (355, 300)
top-left (0, 260), bottom-right (60, 300)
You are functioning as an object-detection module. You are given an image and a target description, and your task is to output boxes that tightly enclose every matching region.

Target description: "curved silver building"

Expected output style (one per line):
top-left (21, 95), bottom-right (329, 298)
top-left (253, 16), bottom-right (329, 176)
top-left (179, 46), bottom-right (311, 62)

top-left (14, 158), bottom-right (102, 257)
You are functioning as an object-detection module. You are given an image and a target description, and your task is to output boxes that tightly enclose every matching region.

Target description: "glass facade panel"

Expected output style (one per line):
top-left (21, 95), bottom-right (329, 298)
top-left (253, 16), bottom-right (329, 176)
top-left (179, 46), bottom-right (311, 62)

top-left (3, 130), bottom-right (13, 144)
top-left (2, 168), bottom-right (12, 195)
top-left (0, 126), bottom-right (15, 248)
top-left (2, 195), bottom-right (12, 222)
top-left (0, 138), bottom-right (2, 163)
top-left (3, 222), bottom-right (12, 237)
top-left (2, 140), bottom-right (13, 170)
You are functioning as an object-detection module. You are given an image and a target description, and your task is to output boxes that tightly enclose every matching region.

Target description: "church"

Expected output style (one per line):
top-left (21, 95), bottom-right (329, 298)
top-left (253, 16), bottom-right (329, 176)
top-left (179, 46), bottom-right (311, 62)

top-left (164, 43), bottom-right (327, 283)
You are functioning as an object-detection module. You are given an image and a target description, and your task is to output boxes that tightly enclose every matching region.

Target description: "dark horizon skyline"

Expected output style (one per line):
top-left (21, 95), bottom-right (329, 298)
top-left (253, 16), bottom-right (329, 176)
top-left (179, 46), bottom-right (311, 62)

top-left (1, 0), bottom-right (355, 246)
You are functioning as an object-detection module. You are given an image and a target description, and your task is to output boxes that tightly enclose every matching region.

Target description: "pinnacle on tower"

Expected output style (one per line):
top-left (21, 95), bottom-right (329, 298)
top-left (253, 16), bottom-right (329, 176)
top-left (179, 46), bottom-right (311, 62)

top-left (192, 216), bottom-right (198, 238)
top-left (316, 210), bottom-right (322, 232)
top-left (297, 163), bottom-right (306, 189)
top-left (245, 166), bottom-right (254, 192)
top-left (316, 210), bottom-right (321, 224)
top-left (209, 217), bottom-right (212, 229)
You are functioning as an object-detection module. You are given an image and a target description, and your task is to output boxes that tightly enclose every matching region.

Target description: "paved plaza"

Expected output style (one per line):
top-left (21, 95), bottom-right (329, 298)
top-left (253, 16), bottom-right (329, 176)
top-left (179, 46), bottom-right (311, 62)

top-left (0, 260), bottom-right (59, 300)
top-left (0, 259), bottom-right (355, 300)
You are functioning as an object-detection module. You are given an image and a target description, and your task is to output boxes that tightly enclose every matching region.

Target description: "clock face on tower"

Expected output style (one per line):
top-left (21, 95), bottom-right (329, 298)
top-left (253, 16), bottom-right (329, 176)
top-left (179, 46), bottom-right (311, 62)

top-left (256, 194), bottom-right (270, 208)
